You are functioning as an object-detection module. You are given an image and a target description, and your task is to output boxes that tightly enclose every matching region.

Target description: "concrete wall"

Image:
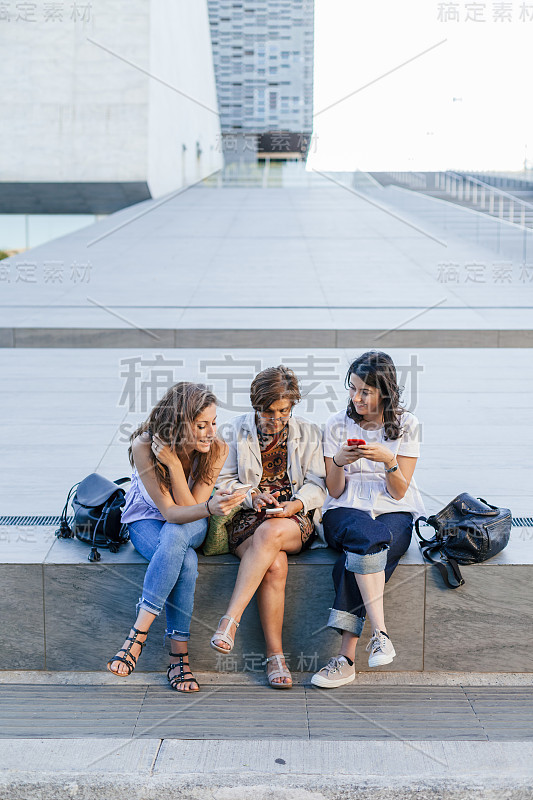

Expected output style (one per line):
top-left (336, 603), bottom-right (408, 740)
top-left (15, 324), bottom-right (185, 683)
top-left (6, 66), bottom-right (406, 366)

top-left (0, 0), bottom-right (223, 199)
top-left (147, 0), bottom-right (223, 195)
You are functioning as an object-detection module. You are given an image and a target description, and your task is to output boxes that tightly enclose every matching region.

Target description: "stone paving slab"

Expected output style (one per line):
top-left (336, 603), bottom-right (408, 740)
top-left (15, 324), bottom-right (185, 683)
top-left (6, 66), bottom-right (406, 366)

top-left (2, 327), bottom-right (533, 347)
top-left (1, 685), bottom-right (532, 741)
top-left (1, 738), bottom-right (532, 800)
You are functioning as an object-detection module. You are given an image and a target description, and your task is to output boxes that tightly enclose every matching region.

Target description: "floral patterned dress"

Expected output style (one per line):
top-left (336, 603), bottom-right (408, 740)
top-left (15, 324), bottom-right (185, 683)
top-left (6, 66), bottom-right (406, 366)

top-left (227, 422), bottom-right (315, 554)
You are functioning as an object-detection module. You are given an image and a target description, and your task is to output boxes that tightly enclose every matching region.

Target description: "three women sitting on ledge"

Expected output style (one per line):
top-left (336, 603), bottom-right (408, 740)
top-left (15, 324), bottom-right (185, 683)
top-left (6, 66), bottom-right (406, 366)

top-left (107, 351), bottom-right (424, 691)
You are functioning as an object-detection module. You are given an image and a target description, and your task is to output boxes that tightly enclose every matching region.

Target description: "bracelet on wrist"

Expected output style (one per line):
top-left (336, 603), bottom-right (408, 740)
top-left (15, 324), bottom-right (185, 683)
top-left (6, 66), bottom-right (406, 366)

top-left (332, 455), bottom-right (343, 468)
top-left (385, 462), bottom-right (399, 474)
top-left (206, 497), bottom-right (213, 515)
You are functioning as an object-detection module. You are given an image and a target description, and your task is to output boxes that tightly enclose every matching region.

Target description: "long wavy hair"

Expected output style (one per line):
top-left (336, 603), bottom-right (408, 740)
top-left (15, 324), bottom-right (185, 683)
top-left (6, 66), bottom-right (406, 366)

top-left (345, 351), bottom-right (405, 441)
top-left (128, 382), bottom-right (223, 493)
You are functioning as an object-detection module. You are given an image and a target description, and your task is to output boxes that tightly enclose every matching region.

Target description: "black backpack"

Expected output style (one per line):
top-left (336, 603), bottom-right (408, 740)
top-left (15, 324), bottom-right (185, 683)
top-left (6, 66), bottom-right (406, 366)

top-left (55, 473), bottom-right (130, 562)
top-left (415, 493), bottom-right (512, 588)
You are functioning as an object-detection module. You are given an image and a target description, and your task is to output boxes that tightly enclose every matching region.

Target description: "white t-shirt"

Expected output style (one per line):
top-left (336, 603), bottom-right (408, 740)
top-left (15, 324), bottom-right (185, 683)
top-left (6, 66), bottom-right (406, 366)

top-left (322, 409), bottom-right (426, 521)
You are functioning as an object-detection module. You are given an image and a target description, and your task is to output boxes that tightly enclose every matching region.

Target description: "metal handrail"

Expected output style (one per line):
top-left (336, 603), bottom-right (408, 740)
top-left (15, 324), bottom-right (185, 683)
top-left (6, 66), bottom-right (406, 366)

top-left (446, 171), bottom-right (533, 208)
top-left (439, 170), bottom-right (533, 227)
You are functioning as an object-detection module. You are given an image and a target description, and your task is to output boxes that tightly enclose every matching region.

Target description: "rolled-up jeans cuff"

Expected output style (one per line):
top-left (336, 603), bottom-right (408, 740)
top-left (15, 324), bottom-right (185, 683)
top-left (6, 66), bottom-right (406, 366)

top-left (136, 597), bottom-right (162, 616)
top-left (327, 608), bottom-right (365, 636)
top-left (165, 630), bottom-right (190, 643)
top-left (345, 546), bottom-right (388, 574)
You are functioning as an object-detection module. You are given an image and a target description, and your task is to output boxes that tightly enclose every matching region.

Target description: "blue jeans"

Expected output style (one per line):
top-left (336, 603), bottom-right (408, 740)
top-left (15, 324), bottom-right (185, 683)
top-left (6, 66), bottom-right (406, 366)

top-left (128, 517), bottom-right (208, 642)
top-left (323, 507), bottom-right (413, 637)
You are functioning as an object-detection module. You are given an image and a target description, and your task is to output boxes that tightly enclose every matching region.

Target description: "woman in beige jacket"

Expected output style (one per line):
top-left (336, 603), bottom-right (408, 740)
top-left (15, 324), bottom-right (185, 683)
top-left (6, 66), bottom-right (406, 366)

top-left (211, 365), bottom-right (326, 688)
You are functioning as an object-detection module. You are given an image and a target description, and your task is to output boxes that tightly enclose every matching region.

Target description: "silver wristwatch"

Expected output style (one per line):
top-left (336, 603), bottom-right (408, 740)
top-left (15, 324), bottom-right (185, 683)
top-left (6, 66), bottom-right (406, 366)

top-left (385, 462), bottom-right (399, 474)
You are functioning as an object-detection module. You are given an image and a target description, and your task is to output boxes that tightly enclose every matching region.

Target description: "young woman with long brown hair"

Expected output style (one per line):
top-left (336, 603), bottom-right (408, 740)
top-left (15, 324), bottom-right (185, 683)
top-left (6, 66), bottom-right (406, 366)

top-left (311, 351), bottom-right (425, 688)
top-left (107, 382), bottom-right (246, 692)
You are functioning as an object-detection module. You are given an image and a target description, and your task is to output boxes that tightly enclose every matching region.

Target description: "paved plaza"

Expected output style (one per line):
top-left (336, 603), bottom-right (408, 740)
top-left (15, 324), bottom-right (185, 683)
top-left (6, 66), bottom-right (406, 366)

top-left (1, 168), bottom-right (532, 798)
top-left (1, 166), bottom-right (532, 341)
top-left (1, 346), bottom-right (532, 518)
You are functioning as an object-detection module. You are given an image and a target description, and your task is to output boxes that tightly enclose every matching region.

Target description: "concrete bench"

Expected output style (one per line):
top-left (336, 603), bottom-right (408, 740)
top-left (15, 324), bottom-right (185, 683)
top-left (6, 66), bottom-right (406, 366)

top-left (1, 526), bottom-right (532, 673)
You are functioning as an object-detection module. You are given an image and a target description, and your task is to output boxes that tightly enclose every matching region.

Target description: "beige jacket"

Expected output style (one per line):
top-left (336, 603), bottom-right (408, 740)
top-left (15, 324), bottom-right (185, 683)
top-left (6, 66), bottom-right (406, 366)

top-left (216, 412), bottom-right (327, 541)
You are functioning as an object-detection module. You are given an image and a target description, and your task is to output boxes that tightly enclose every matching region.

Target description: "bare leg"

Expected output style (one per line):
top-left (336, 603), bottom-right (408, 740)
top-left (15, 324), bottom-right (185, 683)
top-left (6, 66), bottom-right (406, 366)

top-left (353, 571), bottom-right (386, 633)
top-left (108, 608), bottom-right (156, 676)
top-left (212, 518), bottom-right (301, 650)
top-left (256, 550), bottom-right (291, 685)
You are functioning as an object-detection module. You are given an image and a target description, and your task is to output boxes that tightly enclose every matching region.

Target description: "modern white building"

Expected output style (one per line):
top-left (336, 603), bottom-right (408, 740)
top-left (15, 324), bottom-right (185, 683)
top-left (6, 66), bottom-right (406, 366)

top-left (207, 0), bottom-right (314, 157)
top-left (0, 0), bottom-right (223, 215)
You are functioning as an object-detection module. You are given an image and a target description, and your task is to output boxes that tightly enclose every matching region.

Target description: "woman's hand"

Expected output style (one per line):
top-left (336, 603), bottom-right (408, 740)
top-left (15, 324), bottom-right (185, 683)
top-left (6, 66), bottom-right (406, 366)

top-left (151, 434), bottom-right (180, 468)
top-left (356, 443), bottom-right (396, 467)
top-left (334, 443), bottom-right (364, 467)
top-left (208, 488), bottom-right (248, 516)
top-left (252, 491), bottom-right (281, 512)
top-left (266, 499), bottom-right (304, 518)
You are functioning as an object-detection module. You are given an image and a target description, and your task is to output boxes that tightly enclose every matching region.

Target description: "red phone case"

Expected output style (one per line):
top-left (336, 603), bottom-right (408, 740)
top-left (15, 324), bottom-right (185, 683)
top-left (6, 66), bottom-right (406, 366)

top-left (347, 438), bottom-right (366, 446)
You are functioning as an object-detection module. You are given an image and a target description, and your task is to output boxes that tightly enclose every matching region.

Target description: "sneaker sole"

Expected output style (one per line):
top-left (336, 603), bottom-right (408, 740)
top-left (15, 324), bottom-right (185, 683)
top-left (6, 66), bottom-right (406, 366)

top-left (310, 671), bottom-right (356, 689)
top-left (368, 649), bottom-right (396, 668)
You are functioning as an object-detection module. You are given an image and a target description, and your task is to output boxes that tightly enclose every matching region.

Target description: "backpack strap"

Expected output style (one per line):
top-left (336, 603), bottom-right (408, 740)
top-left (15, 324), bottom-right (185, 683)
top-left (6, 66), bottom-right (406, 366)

top-left (55, 481), bottom-right (80, 539)
top-left (420, 543), bottom-right (465, 589)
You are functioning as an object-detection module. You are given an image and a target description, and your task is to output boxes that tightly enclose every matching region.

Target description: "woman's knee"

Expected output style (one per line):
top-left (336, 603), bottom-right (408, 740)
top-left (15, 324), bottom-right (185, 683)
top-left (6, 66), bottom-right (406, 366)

top-left (157, 525), bottom-right (191, 560)
top-left (181, 546), bottom-right (199, 576)
top-left (253, 519), bottom-right (286, 549)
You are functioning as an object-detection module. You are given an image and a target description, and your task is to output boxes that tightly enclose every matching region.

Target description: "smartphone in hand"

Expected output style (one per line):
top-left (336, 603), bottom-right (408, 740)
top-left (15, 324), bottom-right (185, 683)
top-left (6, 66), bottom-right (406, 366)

top-left (347, 438), bottom-right (366, 447)
top-left (231, 483), bottom-right (253, 495)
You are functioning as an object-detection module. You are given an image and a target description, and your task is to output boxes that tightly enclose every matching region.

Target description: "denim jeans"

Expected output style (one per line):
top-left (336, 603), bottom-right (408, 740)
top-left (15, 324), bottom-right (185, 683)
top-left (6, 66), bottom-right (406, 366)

top-left (128, 516), bottom-right (208, 642)
top-left (323, 507), bottom-right (413, 637)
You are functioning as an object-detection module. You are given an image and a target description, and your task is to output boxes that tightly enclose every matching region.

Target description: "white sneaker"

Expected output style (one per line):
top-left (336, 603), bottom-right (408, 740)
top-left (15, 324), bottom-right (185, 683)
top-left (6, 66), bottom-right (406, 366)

top-left (366, 629), bottom-right (396, 667)
top-left (311, 656), bottom-right (355, 688)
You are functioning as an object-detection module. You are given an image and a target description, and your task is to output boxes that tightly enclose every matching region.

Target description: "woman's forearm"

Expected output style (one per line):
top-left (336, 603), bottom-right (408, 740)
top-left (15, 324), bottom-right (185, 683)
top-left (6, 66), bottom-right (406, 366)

top-left (167, 459), bottom-right (196, 506)
top-left (326, 461), bottom-right (346, 499)
top-left (384, 461), bottom-right (409, 500)
top-left (164, 502), bottom-right (210, 524)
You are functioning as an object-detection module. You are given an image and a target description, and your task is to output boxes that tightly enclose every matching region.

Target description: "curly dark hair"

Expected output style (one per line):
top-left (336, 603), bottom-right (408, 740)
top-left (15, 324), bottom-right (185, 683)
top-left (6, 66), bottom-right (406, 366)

top-left (345, 350), bottom-right (405, 441)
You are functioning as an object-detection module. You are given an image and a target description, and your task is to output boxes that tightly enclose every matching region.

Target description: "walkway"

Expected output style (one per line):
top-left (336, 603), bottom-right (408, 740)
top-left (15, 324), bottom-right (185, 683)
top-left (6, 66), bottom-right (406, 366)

top-left (1, 164), bottom-right (532, 343)
top-left (1, 683), bottom-right (532, 741)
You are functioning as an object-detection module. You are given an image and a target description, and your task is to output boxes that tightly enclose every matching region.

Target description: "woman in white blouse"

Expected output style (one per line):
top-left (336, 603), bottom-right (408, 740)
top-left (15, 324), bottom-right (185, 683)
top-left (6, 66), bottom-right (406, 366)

top-left (312, 350), bottom-right (425, 688)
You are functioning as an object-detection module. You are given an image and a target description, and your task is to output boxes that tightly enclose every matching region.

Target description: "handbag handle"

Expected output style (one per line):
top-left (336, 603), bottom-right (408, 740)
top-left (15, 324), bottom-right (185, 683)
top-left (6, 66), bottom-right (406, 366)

top-left (114, 477), bottom-right (130, 486)
top-left (414, 516), bottom-right (438, 544)
top-left (474, 496), bottom-right (499, 516)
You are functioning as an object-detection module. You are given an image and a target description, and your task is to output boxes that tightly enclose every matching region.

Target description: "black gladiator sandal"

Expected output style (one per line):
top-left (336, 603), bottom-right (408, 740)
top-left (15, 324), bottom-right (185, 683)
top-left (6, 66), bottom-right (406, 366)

top-left (106, 627), bottom-right (149, 676)
top-left (167, 650), bottom-right (200, 692)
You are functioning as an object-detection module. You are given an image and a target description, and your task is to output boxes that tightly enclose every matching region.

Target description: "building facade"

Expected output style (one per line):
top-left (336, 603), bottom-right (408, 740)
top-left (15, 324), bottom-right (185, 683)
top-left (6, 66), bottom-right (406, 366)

top-left (207, 0), bottom-right (314, 158)
top-left (0, 0), bottom-right (223, 214)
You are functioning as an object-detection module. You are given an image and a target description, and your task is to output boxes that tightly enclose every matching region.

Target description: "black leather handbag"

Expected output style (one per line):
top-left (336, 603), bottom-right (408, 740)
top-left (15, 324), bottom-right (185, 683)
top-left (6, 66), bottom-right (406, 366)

top-left (55, 473), bottom-right (130, 562)
top-left (415, 493), bottom-right (512, 588)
